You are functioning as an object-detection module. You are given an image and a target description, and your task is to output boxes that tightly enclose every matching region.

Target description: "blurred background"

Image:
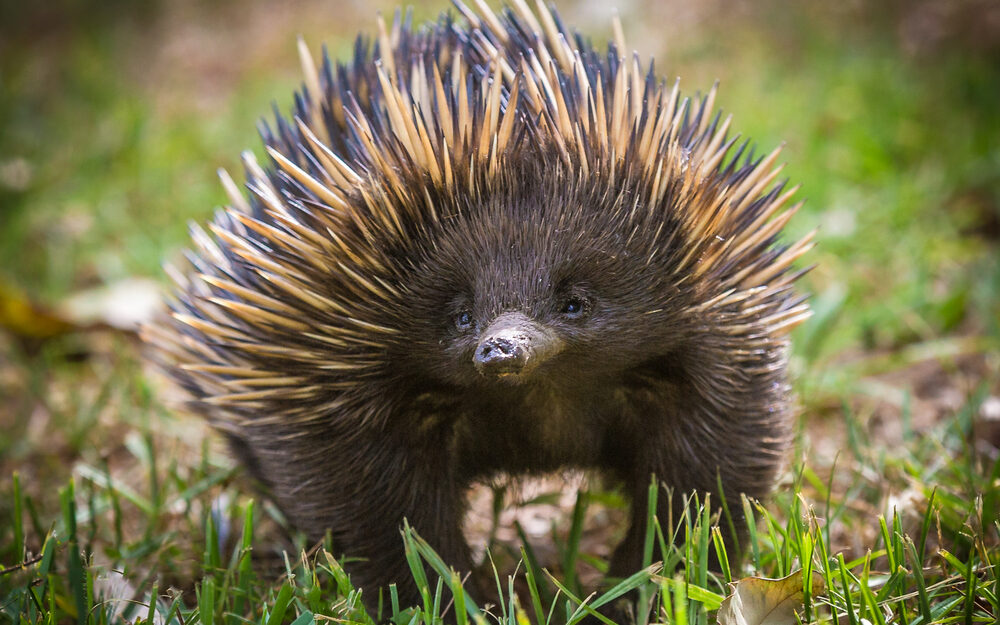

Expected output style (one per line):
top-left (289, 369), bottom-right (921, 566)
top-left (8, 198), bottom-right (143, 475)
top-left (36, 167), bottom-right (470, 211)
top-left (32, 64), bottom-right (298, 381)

top-left (1, 0), bottom-right (998, 590)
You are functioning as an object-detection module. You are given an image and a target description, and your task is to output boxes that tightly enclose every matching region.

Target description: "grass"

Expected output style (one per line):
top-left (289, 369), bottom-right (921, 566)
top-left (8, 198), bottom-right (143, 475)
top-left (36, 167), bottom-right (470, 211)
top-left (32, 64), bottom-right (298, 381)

top-left (3, 393), bottom-right (997, 624)
top-left (1, 0), bottom-right (998, 623)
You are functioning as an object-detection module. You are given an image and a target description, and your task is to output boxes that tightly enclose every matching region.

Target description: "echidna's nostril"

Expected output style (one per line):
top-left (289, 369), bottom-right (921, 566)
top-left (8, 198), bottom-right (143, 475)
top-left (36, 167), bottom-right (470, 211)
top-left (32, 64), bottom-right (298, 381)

top-left (476, 337), bottom-right (516, 363)
top-left (474, 336), bottom-right (526, 375)
top-left (493, 338), bottom-right (515, 356)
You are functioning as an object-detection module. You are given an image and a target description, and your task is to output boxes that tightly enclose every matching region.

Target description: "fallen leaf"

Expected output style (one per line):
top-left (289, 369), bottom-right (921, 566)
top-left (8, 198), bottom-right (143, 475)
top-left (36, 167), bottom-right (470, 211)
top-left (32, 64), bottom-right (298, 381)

top-left (716, 570), bottom-right (825, 625)
top-left (0, 279), bottom-right (76, 339)
top-left (60, 277), bottom-right (163, 330)
top-left (0, 277), bottom-right (164, 344)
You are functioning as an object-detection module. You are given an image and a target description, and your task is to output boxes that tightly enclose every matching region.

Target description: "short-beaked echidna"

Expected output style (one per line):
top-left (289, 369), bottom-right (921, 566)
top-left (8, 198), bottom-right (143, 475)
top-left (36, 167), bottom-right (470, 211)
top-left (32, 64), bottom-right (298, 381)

top-left (143, 0), bottom-right (813, 612)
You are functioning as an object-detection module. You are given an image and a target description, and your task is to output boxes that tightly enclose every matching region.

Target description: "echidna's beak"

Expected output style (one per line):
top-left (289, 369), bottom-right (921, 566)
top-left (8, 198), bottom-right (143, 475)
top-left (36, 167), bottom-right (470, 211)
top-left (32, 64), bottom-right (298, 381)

top-left (474, 312), bottom-right (563, 383)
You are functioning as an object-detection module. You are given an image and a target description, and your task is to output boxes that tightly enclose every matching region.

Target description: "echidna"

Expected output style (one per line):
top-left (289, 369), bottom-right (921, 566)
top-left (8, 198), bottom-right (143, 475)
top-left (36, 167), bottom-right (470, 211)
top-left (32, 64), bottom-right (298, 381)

top-left (143, 0), bottom-right (813, 614)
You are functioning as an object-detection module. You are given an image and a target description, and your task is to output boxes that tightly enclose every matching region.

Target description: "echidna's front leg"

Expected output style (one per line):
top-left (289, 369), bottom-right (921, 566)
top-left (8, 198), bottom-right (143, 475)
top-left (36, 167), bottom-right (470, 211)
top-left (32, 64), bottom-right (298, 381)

top-left (336, 442), bottom-right (473, 614)
top-left (259, 422), bottom-right (473, 616)
top-left (606, 429), bottom-right (763, 583)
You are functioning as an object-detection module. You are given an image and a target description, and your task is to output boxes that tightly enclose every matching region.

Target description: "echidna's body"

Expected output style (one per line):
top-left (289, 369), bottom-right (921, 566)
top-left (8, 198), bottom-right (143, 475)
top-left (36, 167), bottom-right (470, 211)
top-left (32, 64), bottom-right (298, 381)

top-left (145, 0), bottom-right (812, 612)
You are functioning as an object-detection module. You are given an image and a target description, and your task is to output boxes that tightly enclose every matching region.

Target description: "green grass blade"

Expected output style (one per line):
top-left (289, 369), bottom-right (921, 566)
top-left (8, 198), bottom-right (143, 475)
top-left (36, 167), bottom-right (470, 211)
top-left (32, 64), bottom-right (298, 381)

top-left (231, 501), bottom-right (255, 623)
top-left (588, 563), bottom-right (660, 610)
top-left (671, 578), bottom-right (688, 625)
top-left (711, 527), bottom-right (732, 585)
top-left (892, 508), bottom-right (905, 574)
top-left (203, 510), bottom-right (221, 572)
top-left (684, 584), bottom-right (724, 611)
top-left (694, 497), bottom-right (710, 589)
top-left (837, 553), bottom-right (858, 625)
top-left (860, 550), bottom-right (885, 625)
top-left (145, 582), bottom-right (158, 625)
top-left (716, 474), bottom-right (740, 561)
top-left (452, 571), bottom-right (468, 625)
top-left (643, 478), bottom-right (658, 569)
top-left (520, 546), bottom-right (547, 625)
top-left (60, 480), bottom-right (88, 625)
top-left (904, 538), bottom-right (932, 624)
top-left (961, 553), bottom-right (975, 625)
top-left (917, 489), bottom-right (936, 564)
top-left (877, 515), bottom-right (895, 571)
top-left (741, 495), bottom-right (761, 572)
top-left (199, 577), bottom-right (217, 625)
top-left (265, 582), bottom-right (294, 625)
top-left (289, 612), bottom-right (316, 625)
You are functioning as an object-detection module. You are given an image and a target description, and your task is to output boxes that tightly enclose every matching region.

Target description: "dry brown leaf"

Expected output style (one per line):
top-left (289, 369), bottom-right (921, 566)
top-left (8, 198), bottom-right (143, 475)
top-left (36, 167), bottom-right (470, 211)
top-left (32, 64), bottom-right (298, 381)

top-left (716, 570), bottom-right (825, 625)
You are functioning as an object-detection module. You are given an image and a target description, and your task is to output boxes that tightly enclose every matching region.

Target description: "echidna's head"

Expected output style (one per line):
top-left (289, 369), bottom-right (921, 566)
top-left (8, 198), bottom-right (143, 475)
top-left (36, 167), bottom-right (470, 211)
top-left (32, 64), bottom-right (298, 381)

top-left (397, 164), bottom-right (686, 392)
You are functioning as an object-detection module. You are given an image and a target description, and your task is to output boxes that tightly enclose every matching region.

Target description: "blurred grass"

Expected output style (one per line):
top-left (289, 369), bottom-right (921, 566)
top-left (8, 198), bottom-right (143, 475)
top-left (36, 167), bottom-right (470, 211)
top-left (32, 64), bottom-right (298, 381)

top-left (0, 0), bottom-right (999, 622)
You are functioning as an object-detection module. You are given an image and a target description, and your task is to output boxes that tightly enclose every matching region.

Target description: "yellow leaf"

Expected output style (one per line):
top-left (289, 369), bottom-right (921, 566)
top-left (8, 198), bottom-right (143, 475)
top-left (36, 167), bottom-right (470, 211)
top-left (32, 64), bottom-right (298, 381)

top-left (0, 280), bottom-right (75, 339)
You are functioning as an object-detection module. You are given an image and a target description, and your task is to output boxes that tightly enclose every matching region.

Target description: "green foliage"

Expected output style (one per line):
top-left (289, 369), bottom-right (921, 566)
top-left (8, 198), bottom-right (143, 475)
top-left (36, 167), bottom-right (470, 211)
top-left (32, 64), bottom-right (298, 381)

top-left (1, 382), bottom-right (996, 623)
top-left (3, 414), bottom-right (996, 624)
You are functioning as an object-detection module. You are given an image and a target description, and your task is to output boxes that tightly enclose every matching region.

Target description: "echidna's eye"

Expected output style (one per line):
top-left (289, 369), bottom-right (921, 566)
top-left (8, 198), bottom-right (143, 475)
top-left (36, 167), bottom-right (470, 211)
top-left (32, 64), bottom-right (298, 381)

top-left (560, 297), bottom-right (587, 319)
top-left (455, 310), bottom-right (474, 330)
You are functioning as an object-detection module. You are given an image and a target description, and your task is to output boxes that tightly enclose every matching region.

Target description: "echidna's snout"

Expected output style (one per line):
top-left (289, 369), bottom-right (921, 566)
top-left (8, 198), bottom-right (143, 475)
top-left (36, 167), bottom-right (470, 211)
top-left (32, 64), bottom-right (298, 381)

top-left (474, 312), bottom-right (563, 383)
top-left (474, 335), bottom-right (524, 374)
